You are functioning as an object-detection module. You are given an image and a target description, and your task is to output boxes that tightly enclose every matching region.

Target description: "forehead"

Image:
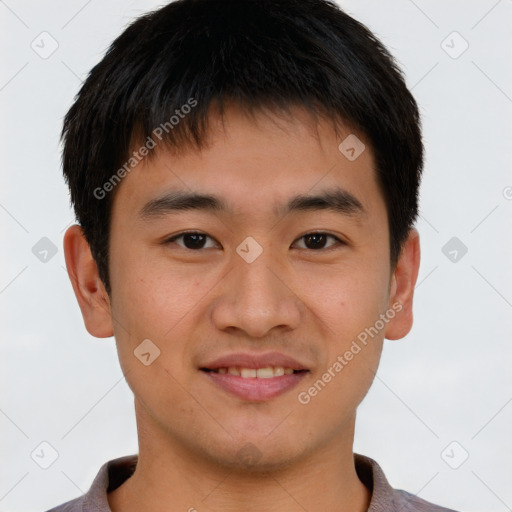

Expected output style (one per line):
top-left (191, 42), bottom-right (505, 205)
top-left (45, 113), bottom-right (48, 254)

top-left (112, 105), bottom-right (383, 222)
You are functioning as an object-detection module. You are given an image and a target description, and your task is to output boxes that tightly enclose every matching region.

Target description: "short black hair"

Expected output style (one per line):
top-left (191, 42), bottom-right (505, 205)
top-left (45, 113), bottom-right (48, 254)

top-left (62, 0), bottom-right (423, 296)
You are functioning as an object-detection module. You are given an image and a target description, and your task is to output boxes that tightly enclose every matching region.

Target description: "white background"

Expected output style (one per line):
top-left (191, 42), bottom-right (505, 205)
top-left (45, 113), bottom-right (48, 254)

top-left (1, 1), bottom-right (511, 511)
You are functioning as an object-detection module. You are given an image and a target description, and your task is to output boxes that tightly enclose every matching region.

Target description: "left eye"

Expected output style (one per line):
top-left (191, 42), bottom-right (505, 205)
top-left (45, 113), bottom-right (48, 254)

top-left (292, 233), bottom-right (343, 250)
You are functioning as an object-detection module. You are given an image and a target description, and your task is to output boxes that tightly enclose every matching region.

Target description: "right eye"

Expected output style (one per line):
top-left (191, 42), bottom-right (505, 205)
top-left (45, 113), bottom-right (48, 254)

top-left (163, 231), bottom-right (220, 250)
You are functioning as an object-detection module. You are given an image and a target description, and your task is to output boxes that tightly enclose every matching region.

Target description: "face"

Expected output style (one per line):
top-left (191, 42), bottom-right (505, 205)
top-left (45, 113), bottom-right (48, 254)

top-left (67, 105), bottom-right (418, 471)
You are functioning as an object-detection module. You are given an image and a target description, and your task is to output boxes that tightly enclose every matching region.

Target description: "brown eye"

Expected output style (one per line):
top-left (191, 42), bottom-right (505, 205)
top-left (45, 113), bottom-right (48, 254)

top-left (165, 232), bottom-right (218, 250)
top-left (293, 233), bottom-right (343, 250)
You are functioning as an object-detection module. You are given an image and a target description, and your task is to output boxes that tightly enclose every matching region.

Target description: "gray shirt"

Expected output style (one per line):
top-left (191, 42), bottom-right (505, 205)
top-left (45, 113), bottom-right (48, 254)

top-left (45, 454), bottom-right (458, 511)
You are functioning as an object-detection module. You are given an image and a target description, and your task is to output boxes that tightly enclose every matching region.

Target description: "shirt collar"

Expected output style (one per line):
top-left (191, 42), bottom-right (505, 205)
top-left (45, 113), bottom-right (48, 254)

top-left (81, 453), bottom-right (407, 512)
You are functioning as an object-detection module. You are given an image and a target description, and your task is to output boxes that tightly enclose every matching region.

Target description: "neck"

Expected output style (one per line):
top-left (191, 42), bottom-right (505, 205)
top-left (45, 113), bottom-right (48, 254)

top-left (108, 404), bottom-right (370, 512)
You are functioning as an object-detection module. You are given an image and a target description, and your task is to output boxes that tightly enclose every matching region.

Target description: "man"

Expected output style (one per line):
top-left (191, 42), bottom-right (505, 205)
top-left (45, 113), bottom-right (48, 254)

top-left (48, 0), bottom-right (459, 510)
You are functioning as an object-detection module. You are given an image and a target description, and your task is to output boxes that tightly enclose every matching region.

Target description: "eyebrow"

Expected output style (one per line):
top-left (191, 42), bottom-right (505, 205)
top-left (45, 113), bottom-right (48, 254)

top-left (138, 187), bottom-right (365, 221)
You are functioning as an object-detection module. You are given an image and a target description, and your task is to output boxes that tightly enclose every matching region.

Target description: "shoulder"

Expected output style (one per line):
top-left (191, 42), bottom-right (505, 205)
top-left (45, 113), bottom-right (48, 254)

top-left (354, 453), bottom-right (461, 512)
top-left (44, 495), bottom-right (84, 512)
top-left (393, 489), bottom-right (460, 512)
top-left (43, 455), bottom-right (138, 512)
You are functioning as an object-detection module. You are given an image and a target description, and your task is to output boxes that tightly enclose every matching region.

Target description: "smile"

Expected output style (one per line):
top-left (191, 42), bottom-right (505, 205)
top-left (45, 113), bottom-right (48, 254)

top-left (201, 367), bottom-right (309, 401)
top-left (203, 366), bottom-right (303, 378)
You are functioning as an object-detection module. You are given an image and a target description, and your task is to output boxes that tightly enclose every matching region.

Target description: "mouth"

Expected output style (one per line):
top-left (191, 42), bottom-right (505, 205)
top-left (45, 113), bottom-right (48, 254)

top-left (201, 367), bottom-right (308, 378)
top-left (199, 352), bottom-right (310, 401)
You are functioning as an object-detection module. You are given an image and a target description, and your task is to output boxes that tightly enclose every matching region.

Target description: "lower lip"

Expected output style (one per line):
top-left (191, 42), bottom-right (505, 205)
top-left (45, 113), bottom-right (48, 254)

top-left (202, 370), bottom-right (308, 401)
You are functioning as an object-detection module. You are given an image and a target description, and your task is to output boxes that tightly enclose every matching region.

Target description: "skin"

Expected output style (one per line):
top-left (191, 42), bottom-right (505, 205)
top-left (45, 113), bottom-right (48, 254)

top-left (64, 104), bottom-right (420, 512)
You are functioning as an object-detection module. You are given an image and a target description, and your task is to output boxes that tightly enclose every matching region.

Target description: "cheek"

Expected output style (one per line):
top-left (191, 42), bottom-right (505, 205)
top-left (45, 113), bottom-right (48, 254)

top-left (294, 258), bottom-right (388, 396)
top-left (109, 264), bottom-right (201, 416)
top-left (110, 246), bottom-right (205, 337)
top-left (295, 257), bottom-right (390, 332)
top-left (108, 251), bottom-right (222, 394)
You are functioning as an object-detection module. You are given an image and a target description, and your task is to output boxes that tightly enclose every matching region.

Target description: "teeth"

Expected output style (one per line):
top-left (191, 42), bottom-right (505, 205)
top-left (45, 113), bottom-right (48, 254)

top-left (214, 366), bottom-right (299, 378)
top-left (256, 367), bottom-right (274, 378)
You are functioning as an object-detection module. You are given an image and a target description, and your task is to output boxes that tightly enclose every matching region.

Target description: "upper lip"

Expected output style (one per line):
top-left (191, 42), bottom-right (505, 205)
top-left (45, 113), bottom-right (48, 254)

top-left (201, 351), bottom-right (310, 371)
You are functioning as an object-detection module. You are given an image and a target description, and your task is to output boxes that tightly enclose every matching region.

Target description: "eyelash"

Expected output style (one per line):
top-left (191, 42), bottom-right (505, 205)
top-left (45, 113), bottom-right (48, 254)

top-left (163, 231), bottom-right (345, 251)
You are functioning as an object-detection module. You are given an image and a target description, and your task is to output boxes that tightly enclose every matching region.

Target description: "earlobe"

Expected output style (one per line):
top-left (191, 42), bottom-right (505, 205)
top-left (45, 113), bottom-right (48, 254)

top-left (63, 225), bottom-right (114, 338)
top-left (384, 228), bottom-right (421, 341)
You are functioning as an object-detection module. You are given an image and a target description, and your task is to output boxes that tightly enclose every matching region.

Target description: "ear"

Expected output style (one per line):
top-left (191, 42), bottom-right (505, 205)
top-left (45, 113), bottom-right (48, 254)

top-left (63, 225), bottom-right (114, 338)
top-left (384, 228), bottom-right (421, 340)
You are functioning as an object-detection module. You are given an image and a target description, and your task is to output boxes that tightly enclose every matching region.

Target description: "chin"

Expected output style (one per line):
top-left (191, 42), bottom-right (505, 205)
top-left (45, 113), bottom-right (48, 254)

top-left (194, 431), bottom-right (309, 473)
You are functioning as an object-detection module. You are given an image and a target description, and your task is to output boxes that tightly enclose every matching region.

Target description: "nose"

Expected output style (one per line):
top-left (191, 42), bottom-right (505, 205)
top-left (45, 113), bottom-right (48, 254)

top-left (210, 246), bottom-right (302, 339)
